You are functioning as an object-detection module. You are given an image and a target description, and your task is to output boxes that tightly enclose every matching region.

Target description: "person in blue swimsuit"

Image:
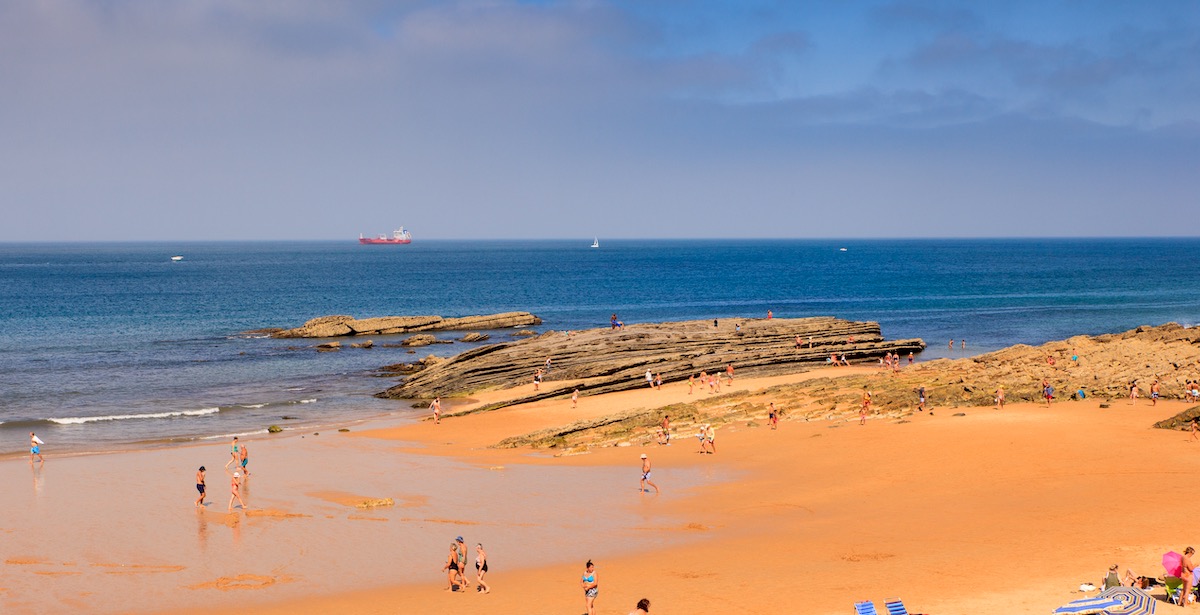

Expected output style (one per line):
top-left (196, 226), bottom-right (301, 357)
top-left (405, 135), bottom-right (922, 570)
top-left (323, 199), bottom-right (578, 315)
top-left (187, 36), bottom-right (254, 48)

top-left (225, 437), bottom-right (240, 469)
top-left (581, 559), bottom-right (598, 615)
top-left (30, 432), bottom-right (44, 463)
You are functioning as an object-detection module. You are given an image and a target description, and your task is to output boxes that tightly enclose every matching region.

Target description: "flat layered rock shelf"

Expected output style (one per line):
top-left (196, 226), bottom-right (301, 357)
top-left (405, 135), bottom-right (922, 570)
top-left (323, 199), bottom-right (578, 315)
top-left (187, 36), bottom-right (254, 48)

top-left (378, 317), bottom-right (925, 409)
top-left (268, 312), bottom-right (542, 338)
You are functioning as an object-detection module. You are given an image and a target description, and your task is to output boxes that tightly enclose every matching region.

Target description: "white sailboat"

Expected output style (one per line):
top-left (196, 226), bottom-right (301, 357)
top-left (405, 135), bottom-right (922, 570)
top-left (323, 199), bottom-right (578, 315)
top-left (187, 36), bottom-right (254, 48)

top-left (590, 237), bottom-right (600, 248)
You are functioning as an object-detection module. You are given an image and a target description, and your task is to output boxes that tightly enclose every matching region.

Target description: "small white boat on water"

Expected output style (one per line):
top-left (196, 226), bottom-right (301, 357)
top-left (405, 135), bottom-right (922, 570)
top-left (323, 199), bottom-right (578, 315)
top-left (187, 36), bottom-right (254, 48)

top-left (591, 238), bottom-right (600, 248)
top-left (170, 255), bottom-right (184, 261)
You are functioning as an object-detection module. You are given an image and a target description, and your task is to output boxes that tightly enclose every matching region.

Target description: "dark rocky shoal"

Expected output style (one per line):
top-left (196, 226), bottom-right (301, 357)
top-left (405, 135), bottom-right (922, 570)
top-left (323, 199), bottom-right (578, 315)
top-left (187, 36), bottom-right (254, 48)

top-left (378, 316), bottom-right (925, 410)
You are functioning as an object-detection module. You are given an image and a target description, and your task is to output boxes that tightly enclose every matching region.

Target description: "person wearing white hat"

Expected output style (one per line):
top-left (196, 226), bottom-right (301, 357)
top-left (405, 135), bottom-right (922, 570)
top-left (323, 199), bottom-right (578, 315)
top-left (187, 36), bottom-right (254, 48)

top-left (639, 453), bottom-right (659, 494)
top-left (228, 471), bottom-right (247, 512)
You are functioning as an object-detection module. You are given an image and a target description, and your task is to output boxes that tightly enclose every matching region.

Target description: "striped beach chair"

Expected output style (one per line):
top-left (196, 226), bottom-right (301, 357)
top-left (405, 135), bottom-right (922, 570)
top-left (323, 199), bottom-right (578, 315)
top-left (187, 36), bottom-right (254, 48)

top-left (854, 601), bottom-right (878, 615)
top-left (883, 598), bottom-right (910, 615)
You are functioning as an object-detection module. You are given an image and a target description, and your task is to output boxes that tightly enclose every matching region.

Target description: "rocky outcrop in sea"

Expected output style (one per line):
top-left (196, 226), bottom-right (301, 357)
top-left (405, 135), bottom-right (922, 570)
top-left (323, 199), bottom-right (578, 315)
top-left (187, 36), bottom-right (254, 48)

top-left (377, 316), bottom-right (925, 408)
top-left (267, 312), bottom-right (542, 338)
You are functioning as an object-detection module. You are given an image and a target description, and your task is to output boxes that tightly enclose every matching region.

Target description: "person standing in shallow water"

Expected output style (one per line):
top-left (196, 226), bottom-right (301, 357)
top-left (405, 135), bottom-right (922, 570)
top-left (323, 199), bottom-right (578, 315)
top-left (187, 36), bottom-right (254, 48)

top-left (639, 453), bottom-right (659, 494)
top-left (581, 560), bottom-right (599, 615)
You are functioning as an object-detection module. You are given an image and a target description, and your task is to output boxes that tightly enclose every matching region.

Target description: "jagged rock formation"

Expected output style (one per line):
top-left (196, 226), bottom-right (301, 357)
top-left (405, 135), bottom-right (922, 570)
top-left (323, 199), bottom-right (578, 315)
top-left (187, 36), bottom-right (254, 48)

top-left (752, 322), bottom-right (1200, 418)
top-left (270, 312), bottom-right (542, 338)
top-left (378, 317), bottom-right (925, 408)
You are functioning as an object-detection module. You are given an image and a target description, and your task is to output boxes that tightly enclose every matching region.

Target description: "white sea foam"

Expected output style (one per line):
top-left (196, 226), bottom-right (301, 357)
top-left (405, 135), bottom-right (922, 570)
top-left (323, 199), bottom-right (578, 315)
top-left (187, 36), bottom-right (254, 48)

top-left (298, 398), bottom-right (317, 404)
top-left (49, 407), bottom-right (220, 425)
top-left (198, 429), bottom-right (268, 440)
top-left (238, 404), bottom-right (267, 409)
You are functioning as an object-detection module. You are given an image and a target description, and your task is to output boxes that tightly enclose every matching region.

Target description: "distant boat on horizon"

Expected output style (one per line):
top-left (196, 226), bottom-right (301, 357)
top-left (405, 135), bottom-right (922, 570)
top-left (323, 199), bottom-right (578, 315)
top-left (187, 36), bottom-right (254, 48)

top-left (170, 255), bottom-right (184, 261)
top-left (359, 227), bottom-right (412, 245)
top-left (591, 237), bottom-right (600, 248)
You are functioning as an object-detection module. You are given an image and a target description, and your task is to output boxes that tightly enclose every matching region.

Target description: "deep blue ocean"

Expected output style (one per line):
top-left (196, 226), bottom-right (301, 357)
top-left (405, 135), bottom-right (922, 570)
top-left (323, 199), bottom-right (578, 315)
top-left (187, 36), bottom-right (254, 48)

top-left (2, 239), bottom-right (1197, 454)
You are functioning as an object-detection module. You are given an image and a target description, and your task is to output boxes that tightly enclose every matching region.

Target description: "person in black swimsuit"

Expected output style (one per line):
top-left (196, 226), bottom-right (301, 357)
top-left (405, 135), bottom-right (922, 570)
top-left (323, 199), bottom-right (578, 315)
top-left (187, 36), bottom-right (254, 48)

top-left (475, 543), bottom-right (490, 593)
top-left (443, 543), bottom-right (461, 591)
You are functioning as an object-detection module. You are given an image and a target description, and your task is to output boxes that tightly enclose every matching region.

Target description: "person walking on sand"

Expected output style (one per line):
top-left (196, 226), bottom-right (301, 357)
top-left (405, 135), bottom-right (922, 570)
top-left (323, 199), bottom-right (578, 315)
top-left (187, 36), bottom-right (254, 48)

top-left (659, 415), bottom-right (671, 444)
top-left (860, 388), bottom-right (872, 425)
top-left (653, 373), bottom-right (662, 390)
top-left (431, 396), bottom-right (442, 424)
top-left (454, 536), bottom-right (470, 589)
top-left (645, 369), bottom-right (653, 389)
top-left (726, 363), bottom-right (734, 382)
top-left (195, 466), bottom-right (207, 507)
top-left (696, 425), bottom-right (710, 454)
top-left (639, 454), bottom-right (659, 494)
top-left (228, 472), bottom-right (247, 512)
top-left (1151, 380), bottom-right (1161, 406)
top-left (443, 543), bottom-right (462, 591)
top-left (916, 387), bottom-right (926, 412)
top-left (1129, 381), bottom-right (1139, 405)
top-left (29, 432), bottom-right (44, 463)
top-left (1191, 418), bottom-right (1199, 442)
top-left (571, 388), bottom-right (580, 409)
top-left (1042, 379), bottom-right (1054, 406)
top-left (533, 369), bottom-right (542, 391)
top-left (224, 436), bottom-right (240, 469)
top-left (705, 423), bottom-right (717, 453)
top-left (908, 351), bottom-right (914, 366)
top-left (474, 543), bottom-right (490, 593)
top-left (239, 442), bottom-right (250, 476)
top-left (631, 598), bottom-right (651, 614)
top-left (688, 374), bottom-right (695, 394)
top-left (581, 560), bottom-right (599, 615)
top-left (769, 403), bottom-right (779, 429)
top-left (995, 386), bottom-right (1005, 409)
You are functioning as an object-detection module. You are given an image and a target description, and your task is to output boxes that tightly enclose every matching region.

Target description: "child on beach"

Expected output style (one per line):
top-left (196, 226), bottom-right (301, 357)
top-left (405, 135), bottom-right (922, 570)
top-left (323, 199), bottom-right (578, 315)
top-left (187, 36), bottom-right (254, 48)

top-left (768, 403), bottom-right (779, 430)
top-left (572, 388), bottom-right (579, 409)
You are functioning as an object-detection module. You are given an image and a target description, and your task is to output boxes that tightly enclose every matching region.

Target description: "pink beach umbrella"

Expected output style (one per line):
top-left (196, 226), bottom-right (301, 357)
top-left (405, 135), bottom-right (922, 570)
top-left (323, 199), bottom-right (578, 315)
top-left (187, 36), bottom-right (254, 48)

top-left (1164, 551), bottom-right (1183, 577)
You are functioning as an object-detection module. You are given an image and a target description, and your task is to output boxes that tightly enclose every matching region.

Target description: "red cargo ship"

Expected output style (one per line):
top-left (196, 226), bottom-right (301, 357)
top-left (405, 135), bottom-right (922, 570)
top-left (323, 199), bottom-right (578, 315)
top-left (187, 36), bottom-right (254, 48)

top-left (358, 227), bottom-right (412, 244)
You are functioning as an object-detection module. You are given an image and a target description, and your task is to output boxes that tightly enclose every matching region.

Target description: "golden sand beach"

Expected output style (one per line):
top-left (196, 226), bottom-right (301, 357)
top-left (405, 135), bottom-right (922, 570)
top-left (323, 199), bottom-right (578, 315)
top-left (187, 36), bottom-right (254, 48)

top-left (4, 354), bottom-right (1198, 614)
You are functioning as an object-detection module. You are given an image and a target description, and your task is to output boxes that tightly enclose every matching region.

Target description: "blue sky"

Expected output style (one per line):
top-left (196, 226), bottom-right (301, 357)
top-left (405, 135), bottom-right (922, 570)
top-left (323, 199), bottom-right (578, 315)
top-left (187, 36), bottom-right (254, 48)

top-left (1, 1), bottom-right (1196, 240)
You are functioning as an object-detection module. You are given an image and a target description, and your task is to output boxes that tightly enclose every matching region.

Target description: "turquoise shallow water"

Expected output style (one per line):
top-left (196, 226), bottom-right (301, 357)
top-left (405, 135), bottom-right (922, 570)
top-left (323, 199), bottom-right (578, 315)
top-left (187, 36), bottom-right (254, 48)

top-left (1, 238), bottom-right (1197, 453)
